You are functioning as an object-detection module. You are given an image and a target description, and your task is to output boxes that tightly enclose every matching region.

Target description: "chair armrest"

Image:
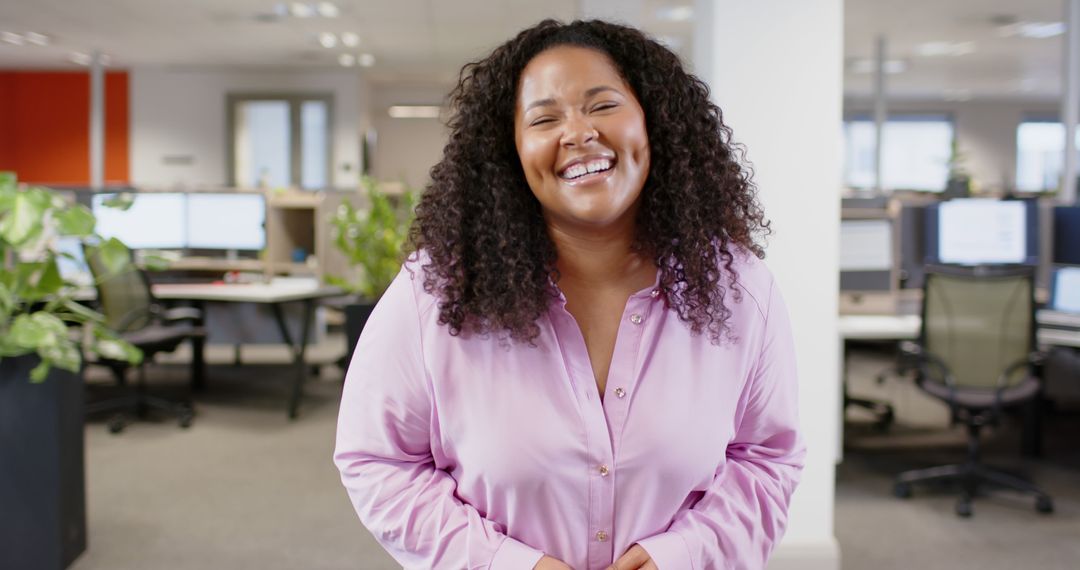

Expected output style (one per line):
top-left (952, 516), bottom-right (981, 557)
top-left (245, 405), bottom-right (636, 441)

top-left (907, 345), bottom-right (958, 389)
top-left (163, 306), bottom-right (203, 323)
top-left (994, 352), bottom-right (1044, 391)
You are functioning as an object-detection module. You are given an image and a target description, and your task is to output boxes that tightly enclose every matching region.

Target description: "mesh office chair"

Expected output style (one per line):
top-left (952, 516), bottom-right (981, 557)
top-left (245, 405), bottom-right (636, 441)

top-left (84, 244), bottom-right (206, 433)
top-left (893, 265), bottom-right (1053, 517)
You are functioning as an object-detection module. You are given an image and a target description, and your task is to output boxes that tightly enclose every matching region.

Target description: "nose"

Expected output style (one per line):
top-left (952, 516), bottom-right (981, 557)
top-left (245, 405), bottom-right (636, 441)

top-left (560, 113), bottom-right (598, 147)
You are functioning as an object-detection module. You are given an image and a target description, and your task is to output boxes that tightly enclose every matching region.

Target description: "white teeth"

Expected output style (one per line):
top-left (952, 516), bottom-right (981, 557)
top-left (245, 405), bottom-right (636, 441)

top-left (561, 158), bottom-right (613, 180)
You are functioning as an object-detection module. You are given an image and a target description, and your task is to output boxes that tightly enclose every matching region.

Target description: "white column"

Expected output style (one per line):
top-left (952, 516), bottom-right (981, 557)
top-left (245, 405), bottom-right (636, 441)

top-left (873, 36), bottom-right (888, 194)
top-left (698, 2), bottom-right (842, 569)
top-left (89, 50), bottom-right (105, 189)
top-left (1062, 0), bottom-right (1079, 205)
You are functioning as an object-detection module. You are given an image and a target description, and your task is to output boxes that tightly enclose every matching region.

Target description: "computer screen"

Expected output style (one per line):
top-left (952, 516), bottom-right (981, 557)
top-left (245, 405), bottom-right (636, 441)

top-left (186, 193), bottom-right (266, 250)
top-left (1053, 206), bottom-right (1080, 265)
top-left (92, 193), bottom-right (187, 250)
top-left (840, 218), bottom-right (893, 291)
top-left (54, 236), bottom-right (92, 287)
top-left (925, 199), bottom-right (1038, 266)
top-left (1051, 267), bottom-right (1080, 313)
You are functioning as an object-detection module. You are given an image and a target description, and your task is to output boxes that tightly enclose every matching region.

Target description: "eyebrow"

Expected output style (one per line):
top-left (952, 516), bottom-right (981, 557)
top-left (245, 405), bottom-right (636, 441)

top-left (522, 85), bottom-right (622, 113)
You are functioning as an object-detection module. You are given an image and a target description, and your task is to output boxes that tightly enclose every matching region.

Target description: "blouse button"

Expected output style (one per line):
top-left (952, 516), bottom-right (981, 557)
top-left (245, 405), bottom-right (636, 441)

top-left (596, 530), bottom-right (608, 542)
top-left (614, 387), bottom-right (626, 399)
top-left (598, 465), bottom-right (610, 477)
top-left (650, 289), bottom-right (660, 298)
top-left (630, 313), bottom-right (643, 325)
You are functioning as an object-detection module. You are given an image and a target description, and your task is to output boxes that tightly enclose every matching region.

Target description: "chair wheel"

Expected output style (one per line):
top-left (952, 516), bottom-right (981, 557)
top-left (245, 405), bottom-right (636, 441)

top-left (1036, 496), bottom-right (1054, 514)
top-left (893, 482), bottom-right (912, 499)
top-left (955, 500), bottom-right (973, 518)
top-left (107, 416), bottom-right (126, 434)
top-left (178, 409), bottom-right (195, 429)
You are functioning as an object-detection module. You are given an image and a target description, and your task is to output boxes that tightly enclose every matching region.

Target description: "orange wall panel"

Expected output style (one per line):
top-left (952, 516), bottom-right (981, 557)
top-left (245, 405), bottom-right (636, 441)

top-left (0, 71), bottom-right (129, 185)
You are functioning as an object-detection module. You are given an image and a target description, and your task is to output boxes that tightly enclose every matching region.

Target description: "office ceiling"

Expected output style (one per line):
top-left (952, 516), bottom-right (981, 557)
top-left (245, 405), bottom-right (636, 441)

top-left (0, 0), bottom-right (1067, 101)
top-left (845, 0), bottom-right (1065, 101)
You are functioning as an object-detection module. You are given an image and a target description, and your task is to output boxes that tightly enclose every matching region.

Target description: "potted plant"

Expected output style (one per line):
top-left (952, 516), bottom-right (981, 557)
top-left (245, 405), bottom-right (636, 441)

top-left (328, 176), bottom-right (417, 364)
top-left (944, 139), bottom-right (973, 198)
top-left (0, 172), bottom-right (141, 569)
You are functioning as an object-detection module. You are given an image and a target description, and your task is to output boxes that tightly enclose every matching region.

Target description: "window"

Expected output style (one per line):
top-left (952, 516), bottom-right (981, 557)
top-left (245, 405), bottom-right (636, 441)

top-left (1015, 120), bottom-right (1080, 193)
top-left (843, 114), bottom-right (954, 192)
top-left (228, 94), bottom-right (332, 190)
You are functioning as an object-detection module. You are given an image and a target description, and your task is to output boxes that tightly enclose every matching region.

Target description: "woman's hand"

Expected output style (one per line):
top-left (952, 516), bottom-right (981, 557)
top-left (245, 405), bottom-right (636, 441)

top-left (606, 544), bottom-right (658, 570)
top-left (534, 554), bottom-right (574, 570)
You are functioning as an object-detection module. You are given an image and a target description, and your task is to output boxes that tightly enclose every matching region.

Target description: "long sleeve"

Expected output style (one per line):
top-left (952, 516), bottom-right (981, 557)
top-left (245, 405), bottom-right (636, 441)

top-left (636, 278), bottom-right (805, 570)
top-left (333, 266), bottom-right (545, 570)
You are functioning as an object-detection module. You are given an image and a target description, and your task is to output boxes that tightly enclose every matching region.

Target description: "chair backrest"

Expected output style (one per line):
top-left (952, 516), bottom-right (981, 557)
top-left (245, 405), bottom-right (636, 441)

top-left (83, 243), bottom-right (154, 333)
top-left (921, 265), bottom-right (1034, 390)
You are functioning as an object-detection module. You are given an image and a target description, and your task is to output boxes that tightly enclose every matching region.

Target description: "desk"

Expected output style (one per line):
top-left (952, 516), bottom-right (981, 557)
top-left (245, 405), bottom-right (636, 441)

top-left (1037, 310), bottom-right (1080, 349)
top-left (153, 282), bottom-right (342, 419)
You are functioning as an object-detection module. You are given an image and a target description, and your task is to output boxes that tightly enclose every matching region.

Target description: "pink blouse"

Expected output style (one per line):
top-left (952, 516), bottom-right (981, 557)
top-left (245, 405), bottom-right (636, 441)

top-left (334, 250), bottom-right (804, 570)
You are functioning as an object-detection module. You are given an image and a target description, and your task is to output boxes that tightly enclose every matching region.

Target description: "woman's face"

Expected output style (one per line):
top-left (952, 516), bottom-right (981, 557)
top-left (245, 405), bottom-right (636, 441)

top-left (514, 45), bottom-right (650, 232)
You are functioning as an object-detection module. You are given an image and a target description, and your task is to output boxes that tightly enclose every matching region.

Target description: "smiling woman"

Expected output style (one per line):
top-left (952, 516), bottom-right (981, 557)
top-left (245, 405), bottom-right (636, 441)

top-left (335, 19), bottom-right (804, 570)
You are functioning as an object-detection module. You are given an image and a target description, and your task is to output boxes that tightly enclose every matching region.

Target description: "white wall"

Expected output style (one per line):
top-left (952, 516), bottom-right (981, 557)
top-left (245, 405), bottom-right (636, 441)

top-left (130, 67), bottom-right (365, 188)
top-left (368, 83), bottom-right (450, 190)
top-left (705, 2), bottom-right (842, 569)
top-left (844, 98), bottom-right (1058, 193)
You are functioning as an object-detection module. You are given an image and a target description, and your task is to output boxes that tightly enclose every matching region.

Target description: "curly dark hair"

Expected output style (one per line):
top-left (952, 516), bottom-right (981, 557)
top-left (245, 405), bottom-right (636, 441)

top-left (408, 18), bottom-right (770, 344)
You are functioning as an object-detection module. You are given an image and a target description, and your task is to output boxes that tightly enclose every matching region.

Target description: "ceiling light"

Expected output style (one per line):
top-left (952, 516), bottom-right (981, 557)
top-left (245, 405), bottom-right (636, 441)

top-left (338, 53), bottom-right (356, 67)
top-left (358, 53), bottom-right (375, 67)
top-left (341, 32), bottom-right (360, 47)
top-left (999, 21), bottom-right (1065, 39)
top-left (388, 105), bottom-right (441, 119)
top-left (847, 58), bottom-right (907, 74)
top-left (1, 32), bottom-right (24, 45)
top-left (24, 32), bottom-right (49, 46)
top-left (69, 52), bottom-right (91, 65)
top-left (655, 6), bottom-right (693, 22)
top-left (318, 32), bottom-right (337, 48)
top-left (289, 2), bottom-right (314, 18)
top-left (316, 2), bottom-right (339, 18)
top-left (916, 41), bottom-right (975, 57)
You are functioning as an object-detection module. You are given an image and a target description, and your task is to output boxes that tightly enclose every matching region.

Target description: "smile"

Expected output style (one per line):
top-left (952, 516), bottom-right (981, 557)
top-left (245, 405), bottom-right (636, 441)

top-left (557, 156), bottom-right (617, 185)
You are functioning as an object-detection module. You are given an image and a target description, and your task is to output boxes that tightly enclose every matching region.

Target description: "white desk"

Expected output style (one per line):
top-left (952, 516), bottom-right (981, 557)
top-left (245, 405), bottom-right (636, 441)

top-left (1037, 310), bottom-right (1080, 349)
top-left (838, 314), bottom-right (921, 341)
top-left (78, 281), bottom-right (343, 419)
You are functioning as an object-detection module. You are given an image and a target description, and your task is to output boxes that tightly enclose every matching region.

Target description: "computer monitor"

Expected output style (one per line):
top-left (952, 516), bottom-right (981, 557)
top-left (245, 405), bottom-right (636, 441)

top-left (925, 198), bottom-right (1039, 266)
top-left (1053, 206), bottom-right (1080, 265)
top-left (185, 193), bottom-right (266, 251)
top-left (840, 218), bottom-right (893, 291)
top-left (54, 236), bottom-right (92, 287)
top-left (1049, 266), bottom-right (1080, 314)
top-left (92, 193), bottom-right (187, 250)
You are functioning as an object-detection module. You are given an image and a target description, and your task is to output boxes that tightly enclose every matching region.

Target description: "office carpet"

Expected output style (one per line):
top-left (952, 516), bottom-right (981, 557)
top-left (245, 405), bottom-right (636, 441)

top-left (68, 340), bottom-right (1080, 570)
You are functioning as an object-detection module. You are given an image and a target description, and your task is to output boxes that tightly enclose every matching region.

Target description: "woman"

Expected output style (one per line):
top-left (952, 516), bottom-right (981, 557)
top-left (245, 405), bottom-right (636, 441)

top-left (335, 19), bottom-right (804, 570)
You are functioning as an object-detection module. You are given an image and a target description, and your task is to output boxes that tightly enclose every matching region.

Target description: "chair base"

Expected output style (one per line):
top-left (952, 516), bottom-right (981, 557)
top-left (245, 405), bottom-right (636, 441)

top-left (86, 393), bottom-right (194, 433)
top-left (894, 462), bottom-right (1053, 517)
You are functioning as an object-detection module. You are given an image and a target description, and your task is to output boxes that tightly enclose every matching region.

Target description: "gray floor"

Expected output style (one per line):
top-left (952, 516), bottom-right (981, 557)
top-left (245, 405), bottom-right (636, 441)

top-left (69, 340), bottom-right (1080, 570)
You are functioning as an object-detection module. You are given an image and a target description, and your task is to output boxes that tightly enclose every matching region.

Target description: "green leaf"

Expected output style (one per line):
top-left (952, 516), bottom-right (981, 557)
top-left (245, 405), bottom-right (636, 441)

top-left (0, 192), bottom-right (45, 246)
top-left (98, 238), bottom-right (131, 275)
top-left (101, 192), bottom-right (135, 211)
top-left (7, 313), bottom-right (50, 349)
top-left (29, 359), bottom-right (51, 383)
top-left (33, 258), bottom-right (63, 297)
top-left (55, 205), bottom-right (96, 236)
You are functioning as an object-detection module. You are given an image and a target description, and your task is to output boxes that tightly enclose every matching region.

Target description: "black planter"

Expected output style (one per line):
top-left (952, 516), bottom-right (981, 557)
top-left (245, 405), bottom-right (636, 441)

top-left (343, 301), bottom-right (377, 366)
top-left (0, 355), bottom-right (86, 570)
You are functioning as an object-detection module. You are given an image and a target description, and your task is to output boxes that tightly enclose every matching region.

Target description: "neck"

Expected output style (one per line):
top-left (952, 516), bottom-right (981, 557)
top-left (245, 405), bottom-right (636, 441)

top-left (547, 218), bottom-right (652, 289)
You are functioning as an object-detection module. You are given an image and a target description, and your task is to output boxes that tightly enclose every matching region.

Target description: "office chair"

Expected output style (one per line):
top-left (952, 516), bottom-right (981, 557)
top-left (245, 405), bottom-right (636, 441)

top-left (83, 243), bottom-right (206, 433)
top-left (893, 264), bottom-right (1053, 517)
